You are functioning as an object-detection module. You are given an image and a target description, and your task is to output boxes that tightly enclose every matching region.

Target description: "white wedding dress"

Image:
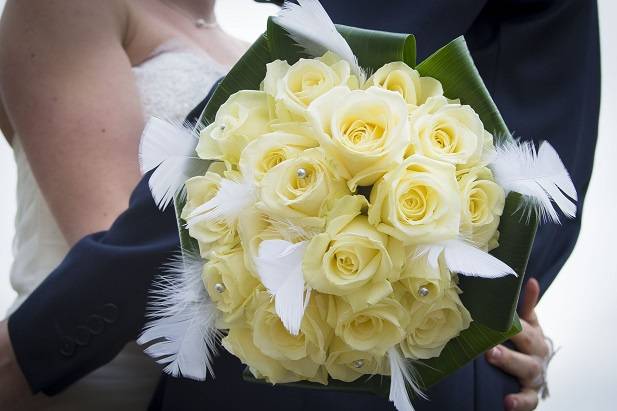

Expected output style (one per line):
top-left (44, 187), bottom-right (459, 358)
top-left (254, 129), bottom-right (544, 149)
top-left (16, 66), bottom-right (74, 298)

top-left (7, 40), bottom-right (226, 410)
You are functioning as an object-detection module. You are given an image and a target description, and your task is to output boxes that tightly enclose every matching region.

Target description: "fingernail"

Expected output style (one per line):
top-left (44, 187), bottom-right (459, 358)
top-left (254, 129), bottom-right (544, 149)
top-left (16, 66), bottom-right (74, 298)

top-left (488, 346), bottom-right (502, 361)
top-left (505, 396), bottom-right (517, 410)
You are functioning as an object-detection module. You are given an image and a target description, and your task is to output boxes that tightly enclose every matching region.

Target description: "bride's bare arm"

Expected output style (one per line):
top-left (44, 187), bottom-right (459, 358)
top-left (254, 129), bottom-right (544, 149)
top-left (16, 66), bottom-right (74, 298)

top-left (0, 0), bottom-right (144, 246)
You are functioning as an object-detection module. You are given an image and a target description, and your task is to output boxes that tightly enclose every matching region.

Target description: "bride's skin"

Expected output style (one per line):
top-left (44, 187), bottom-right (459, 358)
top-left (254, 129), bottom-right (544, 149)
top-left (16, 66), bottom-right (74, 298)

top-left (0, 0), bottom-right (246, 246)
top-left (0, 1), bottom-right (548, 410)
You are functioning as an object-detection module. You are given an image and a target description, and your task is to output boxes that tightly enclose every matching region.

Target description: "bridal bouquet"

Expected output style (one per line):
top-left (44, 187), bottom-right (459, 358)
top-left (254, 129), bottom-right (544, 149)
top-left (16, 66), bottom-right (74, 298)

top-left (137, 2), bottom-right (576, 410)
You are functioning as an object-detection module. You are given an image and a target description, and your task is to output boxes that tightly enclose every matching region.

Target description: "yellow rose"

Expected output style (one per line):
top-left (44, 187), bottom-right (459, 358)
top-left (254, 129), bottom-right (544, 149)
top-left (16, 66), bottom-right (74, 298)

top-left (396, 254), bottom-right (452, 306)
top-left (238, 131), bottom-right (317, 183)
top-left (308, 86), bottom-right (410, 189)
top-left (303, 195), bottom-right (405, 311)
top-left (325, 337), bottom-right (389, 382)
top-left (258, 147), bottom-right (350, 228)
top-left (408, 96), bottom-right (492, 170)
top-left (251, 291), bottom-right (332, 384)
top-left (237, 208), bottom-right (273, 272)
top-left (222, 326), bottom-right (301, 384)
top-left (197, 90), bottom-right (271, 167)
top-left (202, 249), bottom-right (261, 326)
top-left (363, 62), bottom-right (443, 107)
top-left (182, 169), bottom-right (240, 256)
top-left (263, 52), bottom-right (359, 121)
top-left (330, 297), bottom-right (407, 355)
top-left (368, 154), bottom-right (461, 245)
top-left (400, 287), bottom-right (472, 360)
top-left (458, 167), bottom-right (505, 250)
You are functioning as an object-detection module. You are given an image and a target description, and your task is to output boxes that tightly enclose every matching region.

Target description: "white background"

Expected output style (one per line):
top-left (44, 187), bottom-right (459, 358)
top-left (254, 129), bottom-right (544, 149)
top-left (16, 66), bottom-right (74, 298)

top-left (0, 1), bottom-right (615, 409)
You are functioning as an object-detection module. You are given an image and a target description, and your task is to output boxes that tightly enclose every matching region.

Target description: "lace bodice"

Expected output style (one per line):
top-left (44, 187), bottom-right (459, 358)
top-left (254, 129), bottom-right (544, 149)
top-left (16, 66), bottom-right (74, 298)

top-left (132, 41), bottom-right (226, 123)
top-left (8, 42), bottom-right (225, 314)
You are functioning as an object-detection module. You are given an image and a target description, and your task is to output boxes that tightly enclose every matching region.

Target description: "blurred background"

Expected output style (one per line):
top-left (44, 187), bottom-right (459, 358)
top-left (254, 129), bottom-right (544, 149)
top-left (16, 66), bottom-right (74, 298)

top-left (0, 0), bottom-right (615, 409)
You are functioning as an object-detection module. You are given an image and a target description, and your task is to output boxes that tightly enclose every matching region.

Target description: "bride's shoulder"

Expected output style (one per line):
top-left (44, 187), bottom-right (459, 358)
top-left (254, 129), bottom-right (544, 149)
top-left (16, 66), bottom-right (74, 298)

top-left (0, 0), bottom-right (129, 38)
top-left (0, 0), bottom-right (131, 144)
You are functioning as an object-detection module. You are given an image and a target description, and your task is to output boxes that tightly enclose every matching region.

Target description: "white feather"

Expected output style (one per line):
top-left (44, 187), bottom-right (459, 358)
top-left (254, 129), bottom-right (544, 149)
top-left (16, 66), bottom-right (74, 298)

top-left (137, 252), bottom-right (220, 381)
top-left (388, 347), bottom-right (426, 411)
top-left (255, 239), bottom-right (310, 335)
top-left (489, 140), bottom-right (577, 223)
top-left (264, 215), bottom-right (319, 242)
top-left (416, 239), bottom-right (516, 279)
top-left (275, 0), bottom-right (365, 81)
top-left (139, 117), bottom-right (200, 210)
top-left (186, 177), bottom-right (257, 228)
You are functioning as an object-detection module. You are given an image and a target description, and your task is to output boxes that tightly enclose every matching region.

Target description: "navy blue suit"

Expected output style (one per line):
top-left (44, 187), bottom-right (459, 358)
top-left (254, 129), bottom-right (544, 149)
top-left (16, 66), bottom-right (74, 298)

top-left (8, 0), bottom-right (600, 409)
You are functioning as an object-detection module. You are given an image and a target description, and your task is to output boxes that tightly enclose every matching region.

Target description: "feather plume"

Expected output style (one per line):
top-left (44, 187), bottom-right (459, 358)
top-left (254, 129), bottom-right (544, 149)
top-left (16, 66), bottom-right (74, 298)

top-left (489, 140), bottom-right (577, 223)
top-left (416, 239), bottom-right (516, 279)
top-left (185, 177), bottom-right (257, 228)
top-left (275, 0), bottom-right (365, 81)
top-left (139, 117), bottom-right (201, 210)
top-left (264, 215), bottom-right (319, 242)
top-left (137, 251), bottom-right (220, 381)
top-left (255, 239), bottom-right (310, 335)
top-left (388, 347), bottom-right (426, 411)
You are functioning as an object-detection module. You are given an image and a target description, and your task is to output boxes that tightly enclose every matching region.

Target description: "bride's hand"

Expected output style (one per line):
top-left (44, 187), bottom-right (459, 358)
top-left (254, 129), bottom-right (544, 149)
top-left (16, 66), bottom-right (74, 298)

top-left (485, 278), bottom-right (550, 411)
top-left (0, 320), bottom-right (32, 410)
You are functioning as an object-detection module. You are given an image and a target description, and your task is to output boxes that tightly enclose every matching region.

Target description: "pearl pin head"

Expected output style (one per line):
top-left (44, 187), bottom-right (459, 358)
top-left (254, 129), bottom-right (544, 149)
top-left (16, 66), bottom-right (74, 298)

top-left (352, 359), bottom-right (365, 369)
top-left (418, 286), bottom-right (430, 297)
top-left (214, 283), bottom-right (226, 293)
top-left (296, 168), bottom-right (308, 178)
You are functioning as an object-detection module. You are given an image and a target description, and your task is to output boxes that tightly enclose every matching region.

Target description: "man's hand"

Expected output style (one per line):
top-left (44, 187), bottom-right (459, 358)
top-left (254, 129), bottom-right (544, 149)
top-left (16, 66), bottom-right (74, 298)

top-left (485, 278), bottom-right (550, 411)
top-left (0, 319), bottom-right (34, 410)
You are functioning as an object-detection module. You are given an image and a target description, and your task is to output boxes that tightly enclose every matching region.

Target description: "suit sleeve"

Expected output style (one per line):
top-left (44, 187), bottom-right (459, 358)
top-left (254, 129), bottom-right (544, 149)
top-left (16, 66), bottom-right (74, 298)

top-left (7, 174), bottom-right (179, 395)
top-left (7, 80), bottom-right (221, 395)
top-left (483, 0), bottom-right (601, 297)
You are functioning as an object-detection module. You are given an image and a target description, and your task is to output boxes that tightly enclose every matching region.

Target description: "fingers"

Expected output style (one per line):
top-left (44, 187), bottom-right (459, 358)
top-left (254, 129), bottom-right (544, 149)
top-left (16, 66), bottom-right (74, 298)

top-left (498, 279), bottom-right (544, 411)
top-left (485, 345), bottom-right (542, 385)
top-left (511, 319), bottom-right (549, 357)
top-left (520, 278), bottom-right (540, 325)
top-left (504, 388), bottom-right (539, 411)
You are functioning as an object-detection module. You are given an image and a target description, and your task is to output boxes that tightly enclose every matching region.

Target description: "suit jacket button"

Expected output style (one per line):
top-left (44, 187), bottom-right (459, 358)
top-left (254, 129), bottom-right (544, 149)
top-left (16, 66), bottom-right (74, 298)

top-left (86, 315), bottom-right (105, 335)
top-left (101, 303), bottom-right (119, 323)
top-left (59, 337), bottom-right (76, 357)
top-left (74, 326), bottom-right (91, 346)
